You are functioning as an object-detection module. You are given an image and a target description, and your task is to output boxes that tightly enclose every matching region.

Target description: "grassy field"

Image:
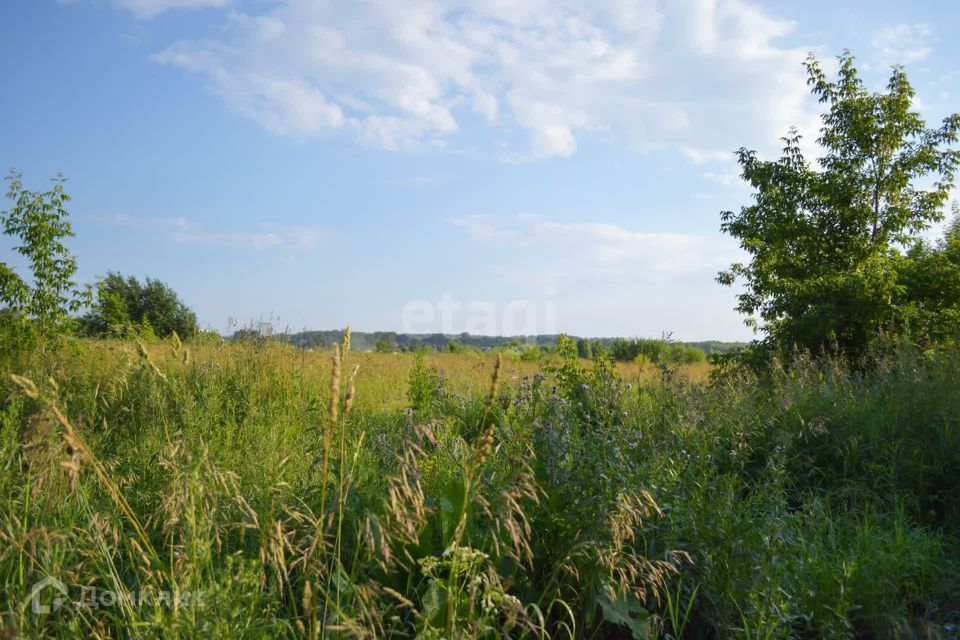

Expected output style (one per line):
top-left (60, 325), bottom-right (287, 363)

top-left (1, 334), bottom-right (958, 638)
top-left (139, 342), bottom-right (711, 412)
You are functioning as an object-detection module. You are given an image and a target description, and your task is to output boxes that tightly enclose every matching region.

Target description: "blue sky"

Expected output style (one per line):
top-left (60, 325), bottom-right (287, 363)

top-left (1, 0), bottom-right (958, 339)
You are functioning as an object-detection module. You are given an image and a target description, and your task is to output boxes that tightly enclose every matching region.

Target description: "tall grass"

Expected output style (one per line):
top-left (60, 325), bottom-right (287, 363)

top-left (0, 333), bottom-right (957, 638)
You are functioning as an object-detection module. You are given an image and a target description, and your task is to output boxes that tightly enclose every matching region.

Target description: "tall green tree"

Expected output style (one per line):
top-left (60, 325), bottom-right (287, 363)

top-left (0, 171), bottom-right (87, 335)
top-left (718, 52), bottom-right (960, 360)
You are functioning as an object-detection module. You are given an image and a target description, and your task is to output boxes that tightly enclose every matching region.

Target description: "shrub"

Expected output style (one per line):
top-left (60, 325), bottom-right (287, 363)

top-left (81, 272), bottom-right (198, 339)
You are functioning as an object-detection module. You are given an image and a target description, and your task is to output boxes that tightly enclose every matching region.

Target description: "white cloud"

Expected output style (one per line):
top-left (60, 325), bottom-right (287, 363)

top-left (93, 212), bottom-right (193, 230)
top-left (702, 166), bottom-right (747, 189)
top-left (143, 0), bottom-right (824, 161)
top-left (680, 145), bottom-right (733, 165)
top-left (675, 147), bottom-right (751, 190)
top-left (872, 23), bottom-right (933, 64)
top-left (502, 96), bottom-right (594, 161)
top-left (449, 214), bottom-right (524, 243)
top-left (449, 213), bottom-right (743, 276)
top-left (176, 224), bottom-right (325, 251)
top-left (93, 213), bottom-right (325, 251)
top-left (109, 0), bottom-right (231, 20)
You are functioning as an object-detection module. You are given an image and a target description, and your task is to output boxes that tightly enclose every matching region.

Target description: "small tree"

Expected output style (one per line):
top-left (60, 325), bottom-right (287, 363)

top-left (901, 208), bottom-right (960, 344)
top-left (718, 53), bottom-right (960, 360)
top-left (576, 338), bottom-right (593, 359)
top-left (0, 172), bottom-right (88, 336)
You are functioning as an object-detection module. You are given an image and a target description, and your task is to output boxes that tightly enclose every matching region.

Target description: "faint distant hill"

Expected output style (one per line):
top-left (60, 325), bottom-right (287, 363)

top-left (236, 328), bottom-right (745, 355)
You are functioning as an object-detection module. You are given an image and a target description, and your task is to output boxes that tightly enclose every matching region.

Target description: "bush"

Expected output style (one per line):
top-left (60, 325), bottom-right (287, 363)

top-left (81, 272), bottom-right (198, 339)
top-left (611, 338), bottom-right (706, 364)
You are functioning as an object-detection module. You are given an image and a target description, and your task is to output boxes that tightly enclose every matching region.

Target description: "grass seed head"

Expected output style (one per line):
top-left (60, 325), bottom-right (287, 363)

top-left (328, 344), bottom-right (342, 425)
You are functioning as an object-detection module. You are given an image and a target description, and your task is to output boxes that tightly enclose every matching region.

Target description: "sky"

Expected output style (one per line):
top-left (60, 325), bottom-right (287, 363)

top-left (1, 0), bottom-right (958, 340)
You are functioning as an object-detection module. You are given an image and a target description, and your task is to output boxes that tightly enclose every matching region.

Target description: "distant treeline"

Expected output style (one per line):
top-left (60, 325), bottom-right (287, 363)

top-left (231, 328), bottom-right (745, 361)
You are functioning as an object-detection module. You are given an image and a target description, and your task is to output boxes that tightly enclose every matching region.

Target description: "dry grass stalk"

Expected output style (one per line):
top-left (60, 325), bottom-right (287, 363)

top-left (135, 340), bottom-right (167, 380)
top-left (343, 365), bottom-right (359, 422)
top-left (478, 353), bottom-right (503, 433)
top-left (328, 345), bottom-right (342, 426)
top-left (317, 343), bottom-right (343, 527)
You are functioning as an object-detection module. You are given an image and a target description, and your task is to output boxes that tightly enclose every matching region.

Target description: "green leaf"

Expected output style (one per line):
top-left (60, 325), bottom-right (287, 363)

top-left (439, 475), bottom-right (466, 547)
top-left (598, 589), bottom-right (654, 640)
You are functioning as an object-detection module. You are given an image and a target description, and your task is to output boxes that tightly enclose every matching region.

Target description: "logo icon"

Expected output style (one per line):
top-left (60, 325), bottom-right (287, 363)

top-left (28, 576), bottom-right (69, 615)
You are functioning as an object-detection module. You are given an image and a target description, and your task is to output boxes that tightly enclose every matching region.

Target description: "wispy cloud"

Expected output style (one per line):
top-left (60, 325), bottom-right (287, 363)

top-left (140, 0), bottom-right (824, 162)
top-left (448, 212), bottom-right (743, 277)
top-left (679, 144), bottom-right (753, 191)
top-left (69, 0), bottom-right (234, 20)
top-left (680, 145), bottom-right (734, 165)
top-left (385, 175), bottom-right (447, 188)
top-left (872, 23), bottom-right (934, 64)
top-left (449, 214), bottom-right (525, 243)
top-left (702, 166), bottom-right (749, 189)
top-left (92, 213), bottom-right (325, 251)
top-left (92, 212), bottom-right (193, 231)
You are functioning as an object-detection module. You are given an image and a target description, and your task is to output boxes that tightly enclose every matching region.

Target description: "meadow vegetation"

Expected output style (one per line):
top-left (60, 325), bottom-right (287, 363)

top-left (1, 334), bottom-right (958, 638)
top-left (2, 52), bottom-right (960, 638)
